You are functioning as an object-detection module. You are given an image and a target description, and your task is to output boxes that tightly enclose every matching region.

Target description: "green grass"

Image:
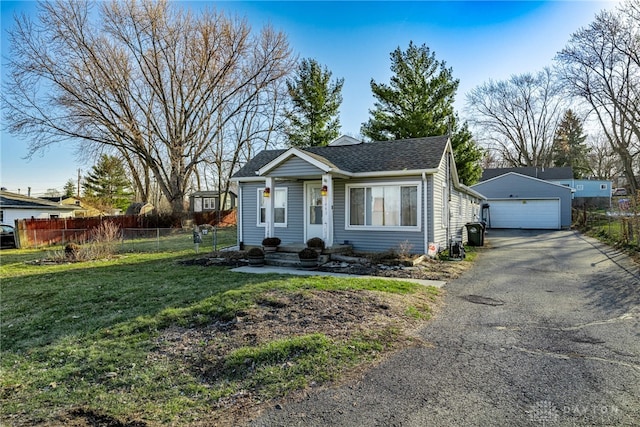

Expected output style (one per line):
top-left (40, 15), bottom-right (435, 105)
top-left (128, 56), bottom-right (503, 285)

top-left (578, 211), bottom-right (640, 252)
top-left (0, 242), bottom-right (439, 425)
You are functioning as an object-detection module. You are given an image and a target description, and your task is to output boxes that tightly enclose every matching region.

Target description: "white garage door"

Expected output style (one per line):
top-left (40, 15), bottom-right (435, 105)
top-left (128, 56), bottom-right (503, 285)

top-left (488, 199), bottom-right (560, 229)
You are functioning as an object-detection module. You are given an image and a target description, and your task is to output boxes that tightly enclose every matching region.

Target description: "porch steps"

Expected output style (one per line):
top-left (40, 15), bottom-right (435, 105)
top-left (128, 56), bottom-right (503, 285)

top-left (263, 244), bottom-right (352, 268)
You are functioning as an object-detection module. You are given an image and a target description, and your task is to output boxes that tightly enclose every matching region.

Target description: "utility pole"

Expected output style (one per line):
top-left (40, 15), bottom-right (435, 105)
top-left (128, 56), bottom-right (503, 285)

top-left (77, 169), bottom-right (81, 198)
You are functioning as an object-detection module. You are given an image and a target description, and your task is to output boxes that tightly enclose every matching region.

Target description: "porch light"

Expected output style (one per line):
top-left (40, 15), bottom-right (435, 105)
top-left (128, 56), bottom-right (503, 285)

top-left (321, 185), bottom-right (328, 196)
top-left (263, 187), bottom-right (270, 198)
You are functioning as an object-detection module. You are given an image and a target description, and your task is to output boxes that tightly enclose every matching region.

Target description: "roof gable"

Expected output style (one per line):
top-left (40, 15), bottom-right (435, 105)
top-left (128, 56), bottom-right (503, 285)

top-left (328, 135), bottom-right (362, 146)
top-left (472, 172), bottom-right (573, 193)
top-left (258, 147), bottom-right (337, 176)
top-left (481, 167), bottom-right (573, 181)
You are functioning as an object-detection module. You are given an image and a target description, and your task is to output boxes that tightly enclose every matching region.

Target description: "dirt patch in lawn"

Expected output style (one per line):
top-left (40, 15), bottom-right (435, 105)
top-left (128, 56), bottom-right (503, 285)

top-left (153, 288), bottom-right (441, 426)
top-left (51, 251), bottom-right (473, 427)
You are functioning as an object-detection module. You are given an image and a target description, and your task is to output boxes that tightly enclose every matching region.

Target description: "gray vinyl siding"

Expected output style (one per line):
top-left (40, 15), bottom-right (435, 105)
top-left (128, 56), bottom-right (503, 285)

top-left (333, 176), bottom-right (426, 253)
top-left (239, 180), bottom-right (305, 246)
top-left (431, 156), bottom-right (448, 248)
top-left (472, 174), bottom-right (572, 228)
top-left (450, 190), bottom-right (480, 243)
top-left (269, 157), bottom-right (325, 178)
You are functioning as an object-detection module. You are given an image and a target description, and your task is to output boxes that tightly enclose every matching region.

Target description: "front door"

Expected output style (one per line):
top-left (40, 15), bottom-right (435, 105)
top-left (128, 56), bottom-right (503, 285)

top-left (305, 182), bottom-right (323, 242)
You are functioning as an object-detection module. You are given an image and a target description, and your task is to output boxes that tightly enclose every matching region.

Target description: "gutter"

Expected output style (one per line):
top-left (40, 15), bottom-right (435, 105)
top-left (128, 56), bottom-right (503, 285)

top-left (231, 168), bottom-right (440, 182)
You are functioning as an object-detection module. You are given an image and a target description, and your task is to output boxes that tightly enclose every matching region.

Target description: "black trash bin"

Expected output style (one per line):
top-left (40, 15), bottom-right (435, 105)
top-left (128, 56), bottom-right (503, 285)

top-left (465, 222), bottom-right (485, 246)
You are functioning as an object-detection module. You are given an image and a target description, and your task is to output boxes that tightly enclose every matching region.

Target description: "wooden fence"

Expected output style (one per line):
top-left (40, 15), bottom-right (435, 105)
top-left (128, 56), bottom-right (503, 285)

top-left (14, 210), bottom-right (236, 248)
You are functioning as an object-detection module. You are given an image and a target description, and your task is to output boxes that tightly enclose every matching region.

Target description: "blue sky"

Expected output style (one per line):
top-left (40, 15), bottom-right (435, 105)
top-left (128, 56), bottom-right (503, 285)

top-left (0, 0), bottom-right (618, 196)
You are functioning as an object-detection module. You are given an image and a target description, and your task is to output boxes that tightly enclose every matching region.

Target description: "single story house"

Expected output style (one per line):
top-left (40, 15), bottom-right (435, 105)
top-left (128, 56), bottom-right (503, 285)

top-left (40, 196), bottom-right (110, 217)
top-left (190, 190), bottom-right (237, 213)
top-left (230, 135), bottom-right (485, 253)
top-left (0, 190), bottom-right (77, 225)
top-left (471, 172), bottom-right (573, 229)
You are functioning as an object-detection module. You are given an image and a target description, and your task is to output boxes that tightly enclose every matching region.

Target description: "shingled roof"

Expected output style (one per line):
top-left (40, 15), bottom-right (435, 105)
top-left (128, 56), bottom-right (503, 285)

top-left (0, 190), bottom-right (78, 210)
top-left (480, 167), bottom-right (573, 181)
top-left (232, 136), bottom-right (449, 178)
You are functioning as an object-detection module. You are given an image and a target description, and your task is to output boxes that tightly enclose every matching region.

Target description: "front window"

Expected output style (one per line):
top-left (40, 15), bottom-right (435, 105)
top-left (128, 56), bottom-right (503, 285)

top-left (258, 188), bottom-right (287, 226)
top-left (347, 183), bottom-right (419, 230)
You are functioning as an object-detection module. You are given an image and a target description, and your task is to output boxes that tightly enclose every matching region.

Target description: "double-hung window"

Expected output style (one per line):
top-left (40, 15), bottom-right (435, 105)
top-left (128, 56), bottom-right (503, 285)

top-left (347, 182), bottom-right (420, 230)
top-left (258, 188), bottom-right (287, 227)
top-left (203, 198), bottom-right (215, 210)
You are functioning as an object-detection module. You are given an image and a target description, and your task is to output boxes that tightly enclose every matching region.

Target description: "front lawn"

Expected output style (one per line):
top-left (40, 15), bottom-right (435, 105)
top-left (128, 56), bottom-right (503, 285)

top-left (1, 245), bottom-right (441, 426)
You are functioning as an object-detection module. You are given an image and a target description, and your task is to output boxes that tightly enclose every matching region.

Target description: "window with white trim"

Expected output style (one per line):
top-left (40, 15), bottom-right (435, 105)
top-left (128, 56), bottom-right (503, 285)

top-left (346, 182), bottom-right (420, 230)
top-left (576, 184), bottom-right (584, 191)
top-left (258, 188), bottom-right (287, 226)
top-left (203, 198), bottom-right (216, 210)
top-left (600, 183), bottom-right (608, 190)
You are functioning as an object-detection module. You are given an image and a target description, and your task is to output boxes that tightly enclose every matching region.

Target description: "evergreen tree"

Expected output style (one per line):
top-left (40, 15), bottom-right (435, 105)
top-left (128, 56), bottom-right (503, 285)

top-left (285, 58), bottom-right (344, 147)
top-left (63, 179), bottom-right (76, 198)
top-left (361, 42), bottom-right (482, 184)
top-left (83, 155), bottom-right (133, 211)
top-left (552, 110), bottom-right (589, 178)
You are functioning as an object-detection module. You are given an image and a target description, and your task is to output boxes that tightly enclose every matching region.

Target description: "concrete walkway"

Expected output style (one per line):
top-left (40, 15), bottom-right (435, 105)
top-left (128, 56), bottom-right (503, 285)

top-left (230, 265), bottom-right (446, 288)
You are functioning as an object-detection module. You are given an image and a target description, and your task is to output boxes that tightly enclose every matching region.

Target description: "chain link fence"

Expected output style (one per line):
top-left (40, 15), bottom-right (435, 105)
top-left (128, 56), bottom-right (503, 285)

top-left (574, 195), bottom-right (639, 249)
top-left (19, 226), bottom-right (238, 253)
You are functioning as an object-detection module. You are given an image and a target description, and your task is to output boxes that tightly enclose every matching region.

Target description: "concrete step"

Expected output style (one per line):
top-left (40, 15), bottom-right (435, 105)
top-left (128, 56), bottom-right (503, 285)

top-left (265, 251), bottom-right (300, 261)
top-left (265, 251), bottom-right (329, 267)
top-left (270, 243), bottom-right (352, 254)
top-left (264, 257), bottom-right (302, 268)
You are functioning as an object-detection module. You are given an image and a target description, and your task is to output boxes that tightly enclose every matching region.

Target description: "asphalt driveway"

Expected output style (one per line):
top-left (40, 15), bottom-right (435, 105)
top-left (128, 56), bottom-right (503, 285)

top-left (249, 229), bottom-right (640, 426)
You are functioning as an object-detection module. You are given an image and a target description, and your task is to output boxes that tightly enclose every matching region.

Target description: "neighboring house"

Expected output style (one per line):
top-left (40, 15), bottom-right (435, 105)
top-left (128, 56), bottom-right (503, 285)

top-left (190, 190), bottom-right (237, 213)
top-left (0, 190), bottom-right (77, 225)
top-left (230, 135), bottom-right (485, 253)
top-left (41, 196), bottom-right (109, 217)
top-left (547, 179), bottom-right (611, 208)
top-left (481, 167), bottom-right (612, 208)
top-left (472, 172), bottom-right (573, 230)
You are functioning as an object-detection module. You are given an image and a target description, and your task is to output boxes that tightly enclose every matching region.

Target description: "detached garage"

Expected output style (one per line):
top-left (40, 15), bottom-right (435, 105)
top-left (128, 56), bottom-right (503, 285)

top-left (472, 172), bottom-right (573, 230)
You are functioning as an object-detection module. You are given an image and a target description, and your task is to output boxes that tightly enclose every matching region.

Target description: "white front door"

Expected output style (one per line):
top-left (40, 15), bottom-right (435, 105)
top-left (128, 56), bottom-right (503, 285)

top-left (305, 182), bottom-right (323, 242)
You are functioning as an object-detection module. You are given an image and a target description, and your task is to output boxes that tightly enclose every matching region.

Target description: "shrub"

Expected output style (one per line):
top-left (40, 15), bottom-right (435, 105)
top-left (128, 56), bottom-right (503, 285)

top-left (298, 247), bottom-right (319, 260)
top-left (306, 237), bottom-right (325, 250)
top-left (262, 237), bottom-right (281, 246)
top-left (247, 247), bottom-right (265, 258)
top-left (64, 243), bottom-right (80, 261)
top-left (88, 221), bottom-right (121, 259)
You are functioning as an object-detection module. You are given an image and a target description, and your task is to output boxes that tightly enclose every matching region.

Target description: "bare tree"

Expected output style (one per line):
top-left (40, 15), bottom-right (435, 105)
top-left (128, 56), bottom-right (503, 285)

top-left (555, 1), bottom-right (640, 194)
top-left (2, 0), bottom-right (294, 215)
top-left (586, 132), bottom-right (622, 180)
top-left (200, 78), bottom-right (288, 210)
top-left (466, 68), bottom-right (566, 168)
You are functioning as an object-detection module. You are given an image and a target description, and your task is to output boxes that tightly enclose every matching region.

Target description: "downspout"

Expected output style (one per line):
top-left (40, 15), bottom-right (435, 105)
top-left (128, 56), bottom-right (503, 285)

top-left (237, 185), bottom-right (243, 249)
top-left (422, 171), bottom-right (428, 254)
